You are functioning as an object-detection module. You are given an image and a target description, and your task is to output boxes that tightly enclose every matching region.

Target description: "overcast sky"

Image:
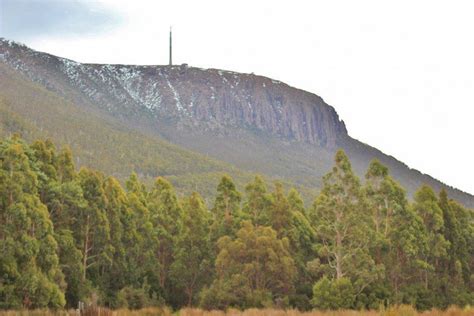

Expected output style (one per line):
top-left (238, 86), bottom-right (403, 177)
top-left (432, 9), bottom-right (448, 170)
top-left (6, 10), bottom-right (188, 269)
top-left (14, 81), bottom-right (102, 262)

top-left (1, 0), bottom-right (473, 195)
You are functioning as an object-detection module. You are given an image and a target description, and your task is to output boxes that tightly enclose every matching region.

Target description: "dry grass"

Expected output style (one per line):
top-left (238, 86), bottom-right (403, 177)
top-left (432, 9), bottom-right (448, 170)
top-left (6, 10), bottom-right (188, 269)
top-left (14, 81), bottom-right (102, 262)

top-left (0, 306), bottom-right (472, 316)
top-left (177, 307), bottom-right (473, 316)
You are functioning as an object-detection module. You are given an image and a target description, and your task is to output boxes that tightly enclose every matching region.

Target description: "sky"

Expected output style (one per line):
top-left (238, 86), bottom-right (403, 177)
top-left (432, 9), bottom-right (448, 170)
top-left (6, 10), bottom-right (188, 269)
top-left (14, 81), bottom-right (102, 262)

top-left (0, 0), bottom-right (473, 195)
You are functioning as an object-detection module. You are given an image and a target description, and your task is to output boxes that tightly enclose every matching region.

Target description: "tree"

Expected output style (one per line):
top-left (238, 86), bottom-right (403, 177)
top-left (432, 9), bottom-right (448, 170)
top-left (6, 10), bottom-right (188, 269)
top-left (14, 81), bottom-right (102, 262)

top-left (32, 142), bottom-right (87, 306)
top-left (55, 229), bottom-right (84, 307)
top-left (437, 193), bottom-right (474, 306)
top-left (30, 139), bottom-right (58, 201)
top-left (364, 160), bottom-right (403, 286)
top-left (125, 172), bottom-right (148, 202)
top-left (1, 135), bottom-right (473, 309)
top-left (242, 175), bottom-right (271, 226)
top-left (287, 188), bottom-right (315, 308)
top-left (412, 185), bottom-right (449, 291)
top-left (0, 137), bottom-right (65, 308)
top-left (200, 221), bottom-right (296, 309)
top-left (148, 177), bottom-right (183, 298)
top-left (210, 175), bottom-right (242, 241)
top-left (384, 195), bottom-right (427, 306)
top-left (101, 177), bottom-right (136, 305)
top-left (287, 188), bottom-right (315, 261)
top-left (448, 199), bottom-right (473, 286)
top-left (364, 159), bottom-right (424, 306)
top-left (56, 147), bottom-right (75, 183)
top-left (365, 160), bottom-right (393, 241)
top-left (76, 168), bottom-right (112, 285)
top-left (268, 183), bottom-right (292, 237)
top-left (310, 150), bottom-right (380, 299)
top-left (438, 190), bottom-right (464, 277)
top-left (171, 192), bottom-right (212, 306)
top-left (124, 173), bottom-right (157, 289)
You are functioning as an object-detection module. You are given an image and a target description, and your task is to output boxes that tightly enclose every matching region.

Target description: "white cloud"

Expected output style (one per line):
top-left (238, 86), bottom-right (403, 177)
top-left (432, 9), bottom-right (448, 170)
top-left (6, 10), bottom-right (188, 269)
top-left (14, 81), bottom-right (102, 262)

top-left (0, 0), bottom-right (122, 39)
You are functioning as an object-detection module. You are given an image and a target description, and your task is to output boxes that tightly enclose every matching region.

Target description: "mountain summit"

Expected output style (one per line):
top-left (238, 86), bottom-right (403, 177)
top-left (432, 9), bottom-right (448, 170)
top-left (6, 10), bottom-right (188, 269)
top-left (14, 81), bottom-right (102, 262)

top-left (0, 38), bottom-right (346, 147)
top-left (1, 38), bottom-right (472, 207)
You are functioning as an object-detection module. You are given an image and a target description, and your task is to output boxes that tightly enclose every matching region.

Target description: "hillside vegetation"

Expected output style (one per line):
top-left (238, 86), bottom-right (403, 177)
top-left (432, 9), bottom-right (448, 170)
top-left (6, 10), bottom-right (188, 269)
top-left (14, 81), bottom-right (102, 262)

top-left (0, 64), bottom-right (318, 203)
top-left (0, 135), bottom-right (472, 311)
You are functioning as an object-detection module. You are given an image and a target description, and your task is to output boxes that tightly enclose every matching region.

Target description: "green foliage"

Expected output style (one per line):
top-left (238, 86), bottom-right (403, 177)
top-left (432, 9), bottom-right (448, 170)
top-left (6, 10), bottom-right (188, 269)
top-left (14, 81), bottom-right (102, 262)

top-left (364, 159), bottom-right (425, 306)
top-left (116, 282), bottom-right (160, 310)
top-left (268, 183), bottom-right (292, 237)
top-left (242, 175), bottom-right (272, 226)
top-left (0, 137), bottom-right (65, 308)
top-left (76, 168), bottom-right (113, 283)
top-left (0, 69), bottom-right (253, 202)
top-left (201, 221), bottom-right (296, 309)
top-left (311, 276), bottom-right (355, 310)
top-left (210, 175), bottom-right (242, 241)
top-left (171, 192), bottom-right (212, 306)
top-left (0, 136), bottom-right (472, 310)
top-left (412, 185), bottom-right (449, 297)
top-left (148, 177), bottom-right (183, 304)
top-left (310, 150), bottom-right (380, 300)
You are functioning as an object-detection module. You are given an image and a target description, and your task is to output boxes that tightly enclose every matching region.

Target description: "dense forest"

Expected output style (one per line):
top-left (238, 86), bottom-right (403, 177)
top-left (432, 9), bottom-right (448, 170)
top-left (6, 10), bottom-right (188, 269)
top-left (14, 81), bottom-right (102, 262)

top-left (0, 135), bottom-right (473, 311)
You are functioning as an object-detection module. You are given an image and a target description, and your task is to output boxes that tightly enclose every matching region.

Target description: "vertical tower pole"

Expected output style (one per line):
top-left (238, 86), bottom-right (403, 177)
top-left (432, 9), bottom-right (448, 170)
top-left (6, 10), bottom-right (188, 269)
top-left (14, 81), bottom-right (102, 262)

top-left (169, 26), bottom-right (172, 66)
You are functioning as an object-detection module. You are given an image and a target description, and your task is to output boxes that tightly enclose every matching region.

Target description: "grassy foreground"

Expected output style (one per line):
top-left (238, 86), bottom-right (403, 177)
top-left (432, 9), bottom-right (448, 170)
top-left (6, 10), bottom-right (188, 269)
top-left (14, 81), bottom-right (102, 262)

top-left (0, 306), bottom-right (473, 316)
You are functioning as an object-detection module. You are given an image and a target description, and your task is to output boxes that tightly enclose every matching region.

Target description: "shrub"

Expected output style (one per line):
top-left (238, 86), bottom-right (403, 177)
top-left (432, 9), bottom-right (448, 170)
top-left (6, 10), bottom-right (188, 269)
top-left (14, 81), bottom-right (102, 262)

top-left (116, 287), bottom-right (152, 309)
top-left (311, 276), bottom-right (355, 310)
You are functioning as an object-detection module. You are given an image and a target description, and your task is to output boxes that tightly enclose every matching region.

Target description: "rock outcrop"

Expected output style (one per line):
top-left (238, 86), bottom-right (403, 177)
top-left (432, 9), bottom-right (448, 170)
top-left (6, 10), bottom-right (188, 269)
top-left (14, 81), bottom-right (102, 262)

top-left (1, 38), bottom-right (473, 208)
top-left (0, 38), bottom-right (346, 148)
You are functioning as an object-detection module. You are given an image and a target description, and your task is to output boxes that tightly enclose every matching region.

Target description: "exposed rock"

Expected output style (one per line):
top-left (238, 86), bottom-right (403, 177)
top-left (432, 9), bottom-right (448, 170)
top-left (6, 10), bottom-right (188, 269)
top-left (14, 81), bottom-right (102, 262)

top-left (1, 38), bottom-right (473, 208)
top-left (0, 38), bottom-right (346, 148)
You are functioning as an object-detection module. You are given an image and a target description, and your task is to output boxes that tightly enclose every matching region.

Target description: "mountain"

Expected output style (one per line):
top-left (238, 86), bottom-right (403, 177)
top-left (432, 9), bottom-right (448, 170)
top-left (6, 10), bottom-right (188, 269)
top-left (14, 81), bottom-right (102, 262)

top-left (1, 38), bottom-right (472, 207)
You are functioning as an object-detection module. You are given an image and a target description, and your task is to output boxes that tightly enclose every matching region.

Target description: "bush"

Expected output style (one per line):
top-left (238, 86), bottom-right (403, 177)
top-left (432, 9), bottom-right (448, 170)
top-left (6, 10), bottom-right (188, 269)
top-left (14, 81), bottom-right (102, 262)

top-left (116, 287), bottom-right (152, 309)
top-left (311, 276), bottom-right (355, 310)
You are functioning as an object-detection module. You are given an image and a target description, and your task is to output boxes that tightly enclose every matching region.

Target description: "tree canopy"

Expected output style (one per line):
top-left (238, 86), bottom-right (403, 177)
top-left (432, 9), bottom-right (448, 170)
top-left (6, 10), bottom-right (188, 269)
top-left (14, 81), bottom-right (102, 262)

top-left (0, 136), bottom-right (472, 310)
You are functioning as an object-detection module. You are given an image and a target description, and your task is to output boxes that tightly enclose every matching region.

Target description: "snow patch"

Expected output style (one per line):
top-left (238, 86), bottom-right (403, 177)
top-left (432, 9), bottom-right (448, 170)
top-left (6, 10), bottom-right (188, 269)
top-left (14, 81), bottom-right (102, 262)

top-left (166, 77), bottom-right (186, 113)
top-left (61, 58), bottom-right (84, 84)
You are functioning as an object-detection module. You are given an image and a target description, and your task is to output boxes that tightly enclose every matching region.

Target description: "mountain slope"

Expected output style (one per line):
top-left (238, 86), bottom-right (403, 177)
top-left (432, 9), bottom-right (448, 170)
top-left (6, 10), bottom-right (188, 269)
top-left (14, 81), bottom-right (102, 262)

top-left (0, 60), bottom-right (319, 201)
top-left (1, 38), bottom-right (472, 207)
top-left (0, 62), bottom-right (249, 199)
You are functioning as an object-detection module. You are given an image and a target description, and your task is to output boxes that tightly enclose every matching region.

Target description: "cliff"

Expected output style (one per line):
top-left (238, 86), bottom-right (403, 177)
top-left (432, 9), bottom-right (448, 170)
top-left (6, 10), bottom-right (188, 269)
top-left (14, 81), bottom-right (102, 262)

top-left (1, 38), bottom-right (473, 208)
top-left (0, 38), bottom-right (347, 147)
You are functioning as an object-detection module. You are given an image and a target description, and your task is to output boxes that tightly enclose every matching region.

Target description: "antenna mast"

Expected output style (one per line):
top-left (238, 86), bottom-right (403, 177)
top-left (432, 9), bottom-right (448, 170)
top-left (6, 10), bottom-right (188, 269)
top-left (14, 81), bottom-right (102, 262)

top-left (169, 26), bottom-right (172, 66)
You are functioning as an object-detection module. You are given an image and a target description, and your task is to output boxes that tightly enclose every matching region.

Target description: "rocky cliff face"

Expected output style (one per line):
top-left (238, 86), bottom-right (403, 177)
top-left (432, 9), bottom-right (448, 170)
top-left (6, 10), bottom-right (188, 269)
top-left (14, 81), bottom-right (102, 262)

top-left (1, 38), bottom-right (473, 208)
top-left (0, 38), bottom-right (347, 148)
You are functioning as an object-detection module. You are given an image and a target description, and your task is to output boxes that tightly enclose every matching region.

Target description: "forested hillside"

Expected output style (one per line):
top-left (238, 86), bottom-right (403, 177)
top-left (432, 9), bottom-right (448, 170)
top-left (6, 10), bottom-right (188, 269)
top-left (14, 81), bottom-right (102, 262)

top-left (1, 136), bottom-right (472, 310)
top-left (0, 62), bottom-right (318, 203)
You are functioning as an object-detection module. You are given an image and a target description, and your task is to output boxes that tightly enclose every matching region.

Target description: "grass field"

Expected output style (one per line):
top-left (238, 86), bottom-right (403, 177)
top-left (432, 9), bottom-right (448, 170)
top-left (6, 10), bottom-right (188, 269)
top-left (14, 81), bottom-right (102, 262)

top-left (0, 306), bottom-right (472, 316)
